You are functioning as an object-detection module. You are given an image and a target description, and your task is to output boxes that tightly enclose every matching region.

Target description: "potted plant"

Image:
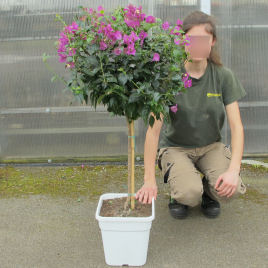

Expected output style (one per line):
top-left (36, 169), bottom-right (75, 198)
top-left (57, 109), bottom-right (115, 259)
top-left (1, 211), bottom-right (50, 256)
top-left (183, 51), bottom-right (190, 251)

top-left (43, 3), bottom-right (191, 266)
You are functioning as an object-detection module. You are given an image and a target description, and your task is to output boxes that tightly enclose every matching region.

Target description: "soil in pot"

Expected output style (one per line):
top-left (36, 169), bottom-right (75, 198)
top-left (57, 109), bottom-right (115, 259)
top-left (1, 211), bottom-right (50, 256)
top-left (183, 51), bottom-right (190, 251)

top-left (100, 197), bottom-right (152, 217)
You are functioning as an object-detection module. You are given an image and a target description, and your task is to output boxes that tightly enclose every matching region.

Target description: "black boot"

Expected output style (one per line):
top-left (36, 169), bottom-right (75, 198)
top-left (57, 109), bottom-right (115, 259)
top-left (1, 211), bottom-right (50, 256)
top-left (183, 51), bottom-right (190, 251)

top-left (201, 191), bottom-right (220, 218)
top-left (168, 196), bottom-right (188, 219)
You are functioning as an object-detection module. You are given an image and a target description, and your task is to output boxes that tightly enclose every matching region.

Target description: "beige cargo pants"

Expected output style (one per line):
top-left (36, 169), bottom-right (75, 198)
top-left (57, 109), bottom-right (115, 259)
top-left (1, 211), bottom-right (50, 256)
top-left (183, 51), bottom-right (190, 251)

top-left (157, 141), bottom-right (247, 207)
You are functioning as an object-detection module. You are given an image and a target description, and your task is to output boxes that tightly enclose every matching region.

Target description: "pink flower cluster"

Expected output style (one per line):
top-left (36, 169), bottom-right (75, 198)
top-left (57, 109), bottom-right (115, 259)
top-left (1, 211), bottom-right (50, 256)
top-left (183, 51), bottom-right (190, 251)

top-left (97, 22), bottom-right (123, 50)
top-left (57, 21), bottom-right (79, 68)
top-left (123, 4), bottom-right (146, 29)
top-left (95, 4), bottom-right (155, 56)
top-left (57, 4), bottom-right (189, 67)
top-left (169, 72), bottom-right (193, 113)
top-left (92, 5), bottom-right (152, 56)
top-left (182, 73), bottom-right (192, 88)
top-left (170, 104), bottom-right (178, 113)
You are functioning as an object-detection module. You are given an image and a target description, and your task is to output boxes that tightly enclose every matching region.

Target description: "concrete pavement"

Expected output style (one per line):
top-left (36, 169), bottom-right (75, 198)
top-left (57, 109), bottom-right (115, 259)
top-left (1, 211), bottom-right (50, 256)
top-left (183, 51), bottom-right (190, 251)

top-left (0, 172), bottom-right (267, 268)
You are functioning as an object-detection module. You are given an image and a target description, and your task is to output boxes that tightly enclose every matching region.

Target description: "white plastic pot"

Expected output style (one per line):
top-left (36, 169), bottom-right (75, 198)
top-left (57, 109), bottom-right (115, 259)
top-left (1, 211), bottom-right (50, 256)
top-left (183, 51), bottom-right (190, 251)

top-left (95, 193), bottom-right (155, 266)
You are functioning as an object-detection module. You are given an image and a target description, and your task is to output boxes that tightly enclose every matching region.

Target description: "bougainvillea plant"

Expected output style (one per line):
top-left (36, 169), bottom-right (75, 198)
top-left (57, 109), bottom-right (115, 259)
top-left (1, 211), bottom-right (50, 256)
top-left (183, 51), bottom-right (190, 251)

top-left (43, 4), bottom-right (192, 211)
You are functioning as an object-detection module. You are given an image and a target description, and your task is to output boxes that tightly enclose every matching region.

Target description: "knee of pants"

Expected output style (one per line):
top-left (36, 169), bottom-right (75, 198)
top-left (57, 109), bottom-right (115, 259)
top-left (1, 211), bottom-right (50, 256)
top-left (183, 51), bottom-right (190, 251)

top-left (172, 185), bottom-right (204, 207)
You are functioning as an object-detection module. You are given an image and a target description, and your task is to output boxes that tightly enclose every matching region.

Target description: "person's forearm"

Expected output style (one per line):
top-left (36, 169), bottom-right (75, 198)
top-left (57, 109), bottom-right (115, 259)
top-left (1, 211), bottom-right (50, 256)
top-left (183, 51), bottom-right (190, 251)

top-left (228, 124), bottom-right (244, 172)
top-left (144, 131), bottom-right (159, 182)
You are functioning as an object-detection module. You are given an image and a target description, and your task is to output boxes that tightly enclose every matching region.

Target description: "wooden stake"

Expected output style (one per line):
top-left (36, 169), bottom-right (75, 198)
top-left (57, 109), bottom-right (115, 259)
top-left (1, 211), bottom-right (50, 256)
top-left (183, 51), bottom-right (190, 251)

top-left (130, 120), bottom-right (135, 210)
top-left (125, 117), bottom-right (135, 210)
top-left (126, 118), bottom-right (131, 207)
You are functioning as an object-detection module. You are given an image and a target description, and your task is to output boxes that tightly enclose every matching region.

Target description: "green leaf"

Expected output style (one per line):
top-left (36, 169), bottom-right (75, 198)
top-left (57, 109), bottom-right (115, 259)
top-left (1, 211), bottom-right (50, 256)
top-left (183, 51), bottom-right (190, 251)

top-left (152, 80), bottom-right (159, 89)
top-left (172, 49), bottom-right (182, 59)
top-left (153, 92), bottom-right (161, 102)
top-left (42, 53), bottom-right (51, 63)
top-left (87, 55), bottom-right (98, 66)
top-left (86, 44), bottom-right (99, 54)
top-left (128, 93), bottom-right (140, 103)
top-left (171, 74), bottom-right (181, 81)
top-left (149, 115), bottom-right (155, 128)
top-left (118, 73), bottom-right (128, 85)
top-left (84, 68), bottom-right (100, 77)
top-left (51, 75), bottom-right (57, 82)
top-left (67, 56), bottom-right (73, 62)
top-left (106, 76), bottom-right (117, 83)
top-left (97, 94), bottom-right (106, 104)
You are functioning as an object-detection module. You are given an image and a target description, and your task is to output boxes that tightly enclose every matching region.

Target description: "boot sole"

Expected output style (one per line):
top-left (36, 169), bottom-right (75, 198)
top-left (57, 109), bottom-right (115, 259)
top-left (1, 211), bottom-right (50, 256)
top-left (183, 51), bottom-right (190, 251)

top-left (201, 207), bottom-right (220, 218)
top-left (169, 208), bottom-right (188, 219)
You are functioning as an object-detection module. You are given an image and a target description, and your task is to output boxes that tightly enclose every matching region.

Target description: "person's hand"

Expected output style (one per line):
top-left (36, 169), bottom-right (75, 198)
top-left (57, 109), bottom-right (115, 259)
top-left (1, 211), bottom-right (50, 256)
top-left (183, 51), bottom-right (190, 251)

top-left (135, 180), bottom-right (157, 204)
top-left (215, 169), bottom-right (240, 198)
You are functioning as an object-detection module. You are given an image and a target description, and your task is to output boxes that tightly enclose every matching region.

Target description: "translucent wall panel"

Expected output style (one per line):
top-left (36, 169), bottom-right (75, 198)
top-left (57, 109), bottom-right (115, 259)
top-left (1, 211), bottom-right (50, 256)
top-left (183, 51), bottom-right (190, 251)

top-left (212, 0), bottom-right (268, 154)
top-left (1, 0), bottom-right (266, 159)
top-left (0, 0), bottom-right (200, 159)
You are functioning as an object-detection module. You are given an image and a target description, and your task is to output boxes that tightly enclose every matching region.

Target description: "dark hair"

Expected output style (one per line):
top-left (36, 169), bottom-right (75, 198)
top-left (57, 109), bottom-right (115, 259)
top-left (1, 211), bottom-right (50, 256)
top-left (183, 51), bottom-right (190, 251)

top-left (182, 10), bottom-right (223, 66)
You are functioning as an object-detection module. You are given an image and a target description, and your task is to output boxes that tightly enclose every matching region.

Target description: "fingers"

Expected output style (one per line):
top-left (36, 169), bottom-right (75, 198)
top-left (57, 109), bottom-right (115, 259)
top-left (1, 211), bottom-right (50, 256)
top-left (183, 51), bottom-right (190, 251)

top-left (148, 192), bottom-right (153, 204)
top-left (135, 187), bottom-right (157, 204)
top-left (226, 187), bottom-right (236, 198)
top-left (217, 185), bottom-right (232, 196)
top-left (143, 191), bottom-right (149, 204)
top-left (214, 176), bottom-right (222, 190)
top-left (217, 185), bottom-right (236, 197)
top-left (154, 188), bottom-right (158, 201)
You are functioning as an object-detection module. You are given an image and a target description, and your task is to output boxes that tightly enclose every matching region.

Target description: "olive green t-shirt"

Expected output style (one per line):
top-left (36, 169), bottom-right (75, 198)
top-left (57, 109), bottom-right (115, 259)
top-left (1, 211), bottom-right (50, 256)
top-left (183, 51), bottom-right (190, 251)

top-left (158, 60), bottom-right (247, 149)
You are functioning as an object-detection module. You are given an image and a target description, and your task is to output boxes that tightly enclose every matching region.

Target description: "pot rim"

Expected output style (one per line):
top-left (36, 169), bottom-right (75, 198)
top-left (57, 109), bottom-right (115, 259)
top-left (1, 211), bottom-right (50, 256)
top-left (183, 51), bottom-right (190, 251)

top-left (95, 193), bottom-right (155, 222)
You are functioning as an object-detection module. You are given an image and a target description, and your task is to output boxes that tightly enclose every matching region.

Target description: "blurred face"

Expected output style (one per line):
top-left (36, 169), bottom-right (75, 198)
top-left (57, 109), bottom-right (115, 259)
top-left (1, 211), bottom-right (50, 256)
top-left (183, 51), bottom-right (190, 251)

top-left (185, 24), bottom-right (215, 62)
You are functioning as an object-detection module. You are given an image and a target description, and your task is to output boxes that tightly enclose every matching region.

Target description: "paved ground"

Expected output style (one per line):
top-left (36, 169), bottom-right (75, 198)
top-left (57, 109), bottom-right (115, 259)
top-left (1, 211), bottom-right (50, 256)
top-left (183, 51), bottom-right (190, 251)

top-left (0, 173), bottom-right (267, 268)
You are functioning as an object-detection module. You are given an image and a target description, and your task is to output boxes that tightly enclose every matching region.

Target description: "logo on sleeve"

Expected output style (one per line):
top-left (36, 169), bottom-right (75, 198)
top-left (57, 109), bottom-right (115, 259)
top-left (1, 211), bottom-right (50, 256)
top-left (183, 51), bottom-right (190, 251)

top-left (207, 93), bottom-right (221, 97)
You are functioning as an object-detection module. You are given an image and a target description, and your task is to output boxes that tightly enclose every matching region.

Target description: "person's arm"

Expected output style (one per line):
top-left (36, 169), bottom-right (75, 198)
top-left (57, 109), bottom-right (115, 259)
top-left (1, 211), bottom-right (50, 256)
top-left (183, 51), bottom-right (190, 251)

top-left (135, 112), bottom-right (164, 204)
top-left (215, 101), bottom-right (244, 197)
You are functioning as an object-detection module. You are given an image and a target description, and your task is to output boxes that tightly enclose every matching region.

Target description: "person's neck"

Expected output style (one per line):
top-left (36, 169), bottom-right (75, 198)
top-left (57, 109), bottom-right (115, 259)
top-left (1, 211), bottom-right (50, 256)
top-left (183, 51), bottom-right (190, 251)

top-left (184, 59), bottom-right (208, 79)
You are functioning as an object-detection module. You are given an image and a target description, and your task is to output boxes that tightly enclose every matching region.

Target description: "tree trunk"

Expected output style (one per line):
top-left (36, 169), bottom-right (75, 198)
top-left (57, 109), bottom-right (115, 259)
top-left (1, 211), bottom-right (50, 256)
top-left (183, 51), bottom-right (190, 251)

top-left (125, 117), bottom-right (135, 210)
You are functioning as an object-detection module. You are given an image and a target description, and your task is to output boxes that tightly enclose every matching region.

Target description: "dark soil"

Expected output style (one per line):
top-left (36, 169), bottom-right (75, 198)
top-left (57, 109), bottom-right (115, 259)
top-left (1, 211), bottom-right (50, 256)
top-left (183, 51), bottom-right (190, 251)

top-left (99, 197), bottom-right (152, 217)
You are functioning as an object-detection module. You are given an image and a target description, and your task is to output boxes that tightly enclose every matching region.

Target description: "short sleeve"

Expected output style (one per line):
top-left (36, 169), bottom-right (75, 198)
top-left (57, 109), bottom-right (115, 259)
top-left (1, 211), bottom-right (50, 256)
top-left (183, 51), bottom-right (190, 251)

top-left (221, 67), bottom-right (247, 106)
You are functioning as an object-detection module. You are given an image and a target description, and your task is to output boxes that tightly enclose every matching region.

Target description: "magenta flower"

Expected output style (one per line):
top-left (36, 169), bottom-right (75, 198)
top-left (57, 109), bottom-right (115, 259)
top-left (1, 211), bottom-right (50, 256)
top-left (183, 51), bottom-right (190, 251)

top-left (58, 54), bottom-right (67, 63)
top-left (174, 38), bottom-right (181, 45)
top-left (184, 34), bottom-right (191, 46)
top-left (129, 31), bottom-right (139, 42)
top-left (184, 79), bottom-right (192, 88)
top-left (59, 32), bottom-right (69, 46)
top-left (125, 44), bottom-right (136, 55)
top-left (170, 104), bottom-right (178, 113)
top-left (176, 19), bottom-right (183, 26)
top-left (139, 30), bottom-right (148, 46)
top-left (113, 47), bottom-right (123, 55)
top-left (162, 21), bottom-right (170, 30)
top-left (66, 62), bottom-right (75, 68)
top-left (182, 73), bottom-right (190, 81)
top-left (97, 5), bottom-right (104, 12)
top-left (68, 47), bottom-right (76, 56)
top-left (57, 44), bottom-right (66, 53)
top-left (174, 35), bottom-right (190, 46)
top-left (182, 73), bottom-right (192, 88)
top-left (64, 21), bottom-right (79, 34)
top-left (124, 18), bottom-right (140, 29)
top-left (100, 41), bottom-right (108, 50)
top-left (170, 25), bottom-right (181, 36)
top-left (152, 53), bottom-right (160, 62)
top-left (124, 4), bottom-right (146, 29)
top-left (111, 16), bottom-right (116, 21)
top-left (114, 30), bottom-right (122, 40)
top-left (145, 15), bottom-right (156, 23)
top-left (123, 31), bottom-right (139, 46)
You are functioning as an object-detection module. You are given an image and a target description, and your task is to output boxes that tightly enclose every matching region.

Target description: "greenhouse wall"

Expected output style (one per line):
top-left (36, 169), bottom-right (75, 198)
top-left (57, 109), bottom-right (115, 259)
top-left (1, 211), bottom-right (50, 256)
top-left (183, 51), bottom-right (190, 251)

top-left (0, 0), bottom-right (267, 159)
